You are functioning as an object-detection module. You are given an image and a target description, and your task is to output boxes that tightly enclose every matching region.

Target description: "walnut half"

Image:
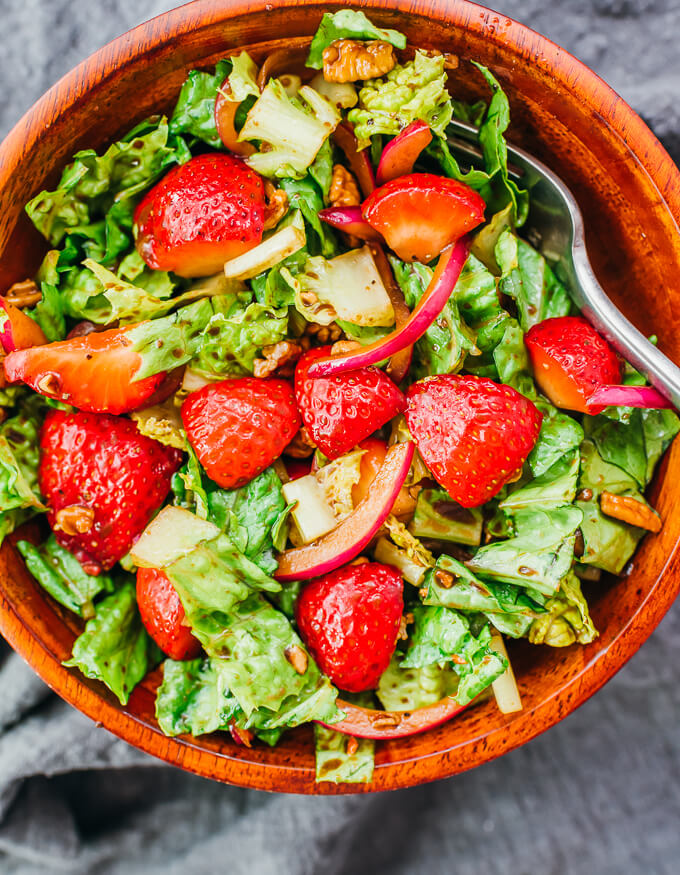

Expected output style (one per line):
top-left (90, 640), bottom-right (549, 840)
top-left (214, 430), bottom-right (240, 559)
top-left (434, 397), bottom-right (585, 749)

top-left (323, 39), bottom-right (396, 83)
top-left (600, 492), bottom-right (662, 533)
top-left (253, 340), bottom-right (303, 379)
top-left (329, 164), bottom-right (360, 208)
top-left (54, 505), bottom-right (95, 536)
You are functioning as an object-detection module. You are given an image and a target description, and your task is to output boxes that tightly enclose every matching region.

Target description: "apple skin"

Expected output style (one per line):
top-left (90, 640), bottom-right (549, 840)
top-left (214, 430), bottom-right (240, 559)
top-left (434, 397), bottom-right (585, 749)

top-left (319, 696), bottom-right (471, 740)
top-left (0, 297), bottom-right (47, 354)
top-left (376, 119), bottom-right (433, 186)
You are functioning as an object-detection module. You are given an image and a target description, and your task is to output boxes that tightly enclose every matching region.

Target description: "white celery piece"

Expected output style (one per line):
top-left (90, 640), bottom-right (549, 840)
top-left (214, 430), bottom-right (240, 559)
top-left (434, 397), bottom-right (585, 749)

top-left (279, 74), bottom-right (302, 96)
top-left (282, 475), bottom-right (339, 544)
top-left (240, 79), bottom-right (340, 177)
top-left (130, 507), bottom-right (220, 568)
top-left (489, 632), bottom-right (523, 714)
top-left (374, 537), bottom-right (427, 586)
top-left (309, 72), bottom-right (358, 109)
top-left (181, 368), bottom-right (220, 394)
top-left (296, 247), bottom-right (395, 327)
top-left (223, 211), bottom-right (306, 280)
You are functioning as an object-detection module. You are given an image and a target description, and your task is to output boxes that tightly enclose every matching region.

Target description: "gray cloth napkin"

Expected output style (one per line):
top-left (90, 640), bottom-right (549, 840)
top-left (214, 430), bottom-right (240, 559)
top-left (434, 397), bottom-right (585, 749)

top-left (1, 1), bottom-right (679, 872)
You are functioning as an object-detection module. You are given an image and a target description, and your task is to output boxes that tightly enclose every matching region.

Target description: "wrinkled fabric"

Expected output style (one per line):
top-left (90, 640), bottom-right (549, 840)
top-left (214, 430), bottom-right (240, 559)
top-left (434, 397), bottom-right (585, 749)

top-left (1, 1), bottom-right (680, 872)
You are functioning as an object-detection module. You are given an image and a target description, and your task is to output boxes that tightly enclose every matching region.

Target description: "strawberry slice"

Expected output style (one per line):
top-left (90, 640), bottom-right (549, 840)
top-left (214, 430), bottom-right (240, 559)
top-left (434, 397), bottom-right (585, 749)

top-left (134, 153), bottom-right (265, 277)
top-left (136, 566), bottom-right (201, 661)
top-left (295, 346), bottom-right (406, 460)
top-left (524, 316), bottom-right (622, 414)
top-left (3, 327), bottom-right (165, 415)
top-left (296, 562), bottom-right (404, 693)
top-left (406, 375), bottom-right (542, 507)
top-left (181, 377), bottom-right (301, 489)
top-left (39, 410), bottom-right (183, 574)
top-left (361, 173), bottom-right (485, 263)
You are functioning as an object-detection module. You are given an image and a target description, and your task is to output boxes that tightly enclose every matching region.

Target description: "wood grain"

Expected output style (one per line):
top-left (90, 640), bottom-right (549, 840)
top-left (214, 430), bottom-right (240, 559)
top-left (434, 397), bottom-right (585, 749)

top-left (1, 0), bottom-right (679, 794)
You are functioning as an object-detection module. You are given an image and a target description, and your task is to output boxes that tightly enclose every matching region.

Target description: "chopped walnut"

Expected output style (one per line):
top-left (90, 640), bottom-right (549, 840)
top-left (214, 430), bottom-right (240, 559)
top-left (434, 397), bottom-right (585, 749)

top-left (285, 425), bottom-right (316, 458)
top-left (54, 505), bottom-right (95, 536)
top-left (331, 340), bottom-right (362, 356)
top-left (323, 39), bottom-right (396, 83)
top-left (329, 164), bottom-right (361, 208)
top-left (600, 491), bottom-right (662, 533)
top-left (4, 279), bottom-right (42, 308)
top-left (371, 712), bottom-right (401, 730)
top-left (253, 340), bottom-right (303, 379)
top-left (398, 611), bottom-right (414, 641)
top-left (285, 644), bottom-right (309, 675)
top-left (304, 321), bottom-right (343, 344)
top-left (263, 180), bottom-right (289, 231)
top-left (434, 569), bottom-right (456, 589)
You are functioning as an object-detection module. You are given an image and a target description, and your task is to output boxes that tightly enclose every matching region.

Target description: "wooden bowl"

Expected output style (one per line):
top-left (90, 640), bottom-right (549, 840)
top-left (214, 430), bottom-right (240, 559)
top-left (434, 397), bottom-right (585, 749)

top-left (1, 0), bottom-right (679, 794)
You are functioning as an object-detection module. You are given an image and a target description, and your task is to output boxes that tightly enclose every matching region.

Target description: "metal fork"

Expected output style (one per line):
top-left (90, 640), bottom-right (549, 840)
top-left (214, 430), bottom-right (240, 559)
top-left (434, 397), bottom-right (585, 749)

top-left (447, 118), bottom-right (680, 409)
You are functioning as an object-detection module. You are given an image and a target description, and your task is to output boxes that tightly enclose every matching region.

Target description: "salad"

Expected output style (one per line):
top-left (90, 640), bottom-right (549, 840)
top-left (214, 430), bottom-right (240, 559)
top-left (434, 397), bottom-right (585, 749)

top-left (0, 9), bottom-right (677, 785)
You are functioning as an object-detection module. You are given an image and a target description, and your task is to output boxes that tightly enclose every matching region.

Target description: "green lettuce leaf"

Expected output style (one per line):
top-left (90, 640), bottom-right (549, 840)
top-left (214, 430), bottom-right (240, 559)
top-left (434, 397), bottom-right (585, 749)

top-left (156, 657), bottom-right (241, 737)
top-left (377, 655), bottom-right (459, 710)
top-left (191, 299), bottom-right (288, 378)
top-left (529, 572), bottom-right (598, 647)
top-left (500, 449), bottom-right (580, 513)
top-left (27, 281), bottom-right (66, 342)
top-left (64, 580), bottom-right (160, 705)
top-left (26, 117), bottom-right (186, 251)
top-left (576, 440), bottom-right (646, 574)
top-left (454, 253), bottom-right (509, 356)
top-left (410, 489), bottom-right (483, 546)
top-left (349, 51), bottom-right (453, 141)
top-left (390, 256), bottom-right (477, 377)
top-left (307, 10), bottom-right (406, 68)
top-left (280, 176), bottom-right (337, 257)
top-left (17, 536), bottom-right (115, 618)
top-left (315, 723), bottom-right (375, 784)
top-left (495, 230), bottom-right (572, 331)
top-left (492, 318), bottom-right (536, 396)
top-left (0, 407), bottom-right (43, 514)
top-left (467, 506), bottom-right (583, 596)
top-left (169, 59), bottom-right (232, 149)
top-left (528, 400), bottom-right (585, 478)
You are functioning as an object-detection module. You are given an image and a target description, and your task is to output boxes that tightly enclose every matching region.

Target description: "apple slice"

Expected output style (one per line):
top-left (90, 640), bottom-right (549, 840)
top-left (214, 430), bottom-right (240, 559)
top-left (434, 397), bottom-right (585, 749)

top-left (362, 172), bottom-right (485, 263)
top-left (0, 297), bottom-right (47, 353)
top-left (320, 695), bottom-right (470, 739)
top-left (376, 120), bottom-right (433, 185)
top-left (275, 441), bottom-right (414, 581)
top-left (215, 78), bottom-right (256, 157)
top-left (332, 122), bottom-right (376, 197)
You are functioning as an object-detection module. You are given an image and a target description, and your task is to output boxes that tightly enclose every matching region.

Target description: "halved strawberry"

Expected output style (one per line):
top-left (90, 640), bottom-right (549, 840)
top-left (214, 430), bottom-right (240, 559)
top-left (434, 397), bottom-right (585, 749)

top-left (524, 316), bottom-right (622, 414)
top-left (3, 327), bottom-right (165, 415)
top-left (134, 153), bottom-right (265, 277)
top-left (361, 173), bottom-right (486, 263)
top-left (182, 377), bottom-right (301, 489)
top-left (39, 410), bottom-right (183, 573)
top-left (406, 375), bottom-right (542, 507)
top-left (295, 346), bottom-right (406, 460)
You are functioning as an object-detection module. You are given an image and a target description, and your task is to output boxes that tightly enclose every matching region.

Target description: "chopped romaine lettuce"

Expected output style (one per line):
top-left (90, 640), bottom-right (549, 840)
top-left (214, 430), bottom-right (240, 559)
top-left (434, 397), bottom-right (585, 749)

top-left (241, 81), bottom-right (340, 178)
top-left (576, 440), bottom-right (646, 574)
top-left (307, 10), bottom-right (406, 69)
top-left (390, 256), bottom-right (477, 377)
top-left (64, 580), bottom-right (160, 705)
top-left (467, 506), bottom-right (583, 596)
top-left (492, 318), bottom-right (536, 397)
top-left (17, 536), bottom-right (114, 618)
top-left (454, 253), bottom-right (510, 355)
top-left (495, 230), bottom-right (572, 331)
top-left (131, 399), bottom-right (185, 451)
top-left (349, 51), bottom-right (453, 141)
top-left (377, 655), bottom-right (458, 710)
top-left (227, 52), bottom-right (259, 102)
top-left (315, 724), bottom-right (375, 784)
top-left (27, 281), bottom-right (66, 342)
top-left (529, 573), bottom-right (598, 647)
top-left (156, 657), bottom-right (241, 737)
top-left (528, 401), bottom-right (585, 478)
top-left (500, 449), bottom-right (580, 512)
top-left (279, 176), bottom-right (337, 257)
top-left (170, 59), bottom-right (232, 149)
top-left (410, 488), bottom-right (483, 545)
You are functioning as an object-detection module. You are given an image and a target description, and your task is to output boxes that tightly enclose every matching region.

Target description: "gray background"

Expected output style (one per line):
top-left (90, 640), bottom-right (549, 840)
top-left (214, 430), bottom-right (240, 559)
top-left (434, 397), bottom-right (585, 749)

top-left (1, 1), bottom-right (679, 873)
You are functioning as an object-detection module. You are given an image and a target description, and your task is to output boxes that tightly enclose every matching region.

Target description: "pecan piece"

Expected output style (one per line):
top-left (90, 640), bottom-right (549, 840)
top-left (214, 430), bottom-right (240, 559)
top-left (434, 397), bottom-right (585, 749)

top-left (331, 340), bottom-right (362, 356)
top-left (371, 712), bottom-right (402, 730)
top-left (285, 425), bottom-right (316, 459)
top-left (304, 321), bottom-right (343, 344)
top-left (263, 180), bottom-right (289, 231)
top-left (54, 505), bottom-right (95, 536)
top-left (434, 569), bottom-right (456, 589)
top-left (253, 340), bottom-right (302, 379)
top-left (329, 164), bottom-right (361, 208)
top-left (4, 279), bottom-right (42, 308)
top-left (284, 644), bottom-right (309, 675)
top-left (323, 39), bottom-right (396, 83)
top-left (600, 491), bottom-right (662, 533)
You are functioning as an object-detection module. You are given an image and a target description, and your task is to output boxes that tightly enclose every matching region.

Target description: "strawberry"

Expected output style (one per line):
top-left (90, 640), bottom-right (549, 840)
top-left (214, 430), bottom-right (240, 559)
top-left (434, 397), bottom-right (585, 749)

top-left (181, 377), bottom-right (300, 489)
top-left (3, 327), bottom-right (166, 415)
top-left (39, 410), bottom-right (183, 574)
top-left (524, 316), bottom-right (622, 414)
top-left (295, 346), bottom-right (406, 460)
top-left (406, 375), bottom-right (542, 507)
top-left (134, 153), bottom-right (265, 277)
top-left (136, 567), bottom-right (201, 661)
top-left (361, 173), bottom-right (485, 263)
top-left (296, 562), bottom-right (404, 693)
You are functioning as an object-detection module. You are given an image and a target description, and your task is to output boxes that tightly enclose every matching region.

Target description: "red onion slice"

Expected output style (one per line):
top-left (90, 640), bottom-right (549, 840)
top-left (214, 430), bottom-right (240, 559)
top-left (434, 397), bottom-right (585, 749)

top-left (587, 384), bottom-right (674, 411)
top-left (318, 206), bottom-right (384, 242)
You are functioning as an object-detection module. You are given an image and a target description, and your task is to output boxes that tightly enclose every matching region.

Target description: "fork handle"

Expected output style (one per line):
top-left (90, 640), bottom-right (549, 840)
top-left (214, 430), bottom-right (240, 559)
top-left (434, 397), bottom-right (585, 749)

top-left (568, 239), bottom-right (680, 410)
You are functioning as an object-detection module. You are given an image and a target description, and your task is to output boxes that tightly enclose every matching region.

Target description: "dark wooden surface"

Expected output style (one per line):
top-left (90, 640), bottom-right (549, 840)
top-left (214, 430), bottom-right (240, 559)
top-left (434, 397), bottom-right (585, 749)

top-left (0, 0), bottom-right (679, 794)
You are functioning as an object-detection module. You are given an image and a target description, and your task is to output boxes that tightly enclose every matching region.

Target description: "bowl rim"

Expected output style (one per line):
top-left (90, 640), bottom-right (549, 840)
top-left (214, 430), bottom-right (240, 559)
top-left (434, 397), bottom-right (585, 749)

top-left (1, 0), bottom-right (680, 794)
